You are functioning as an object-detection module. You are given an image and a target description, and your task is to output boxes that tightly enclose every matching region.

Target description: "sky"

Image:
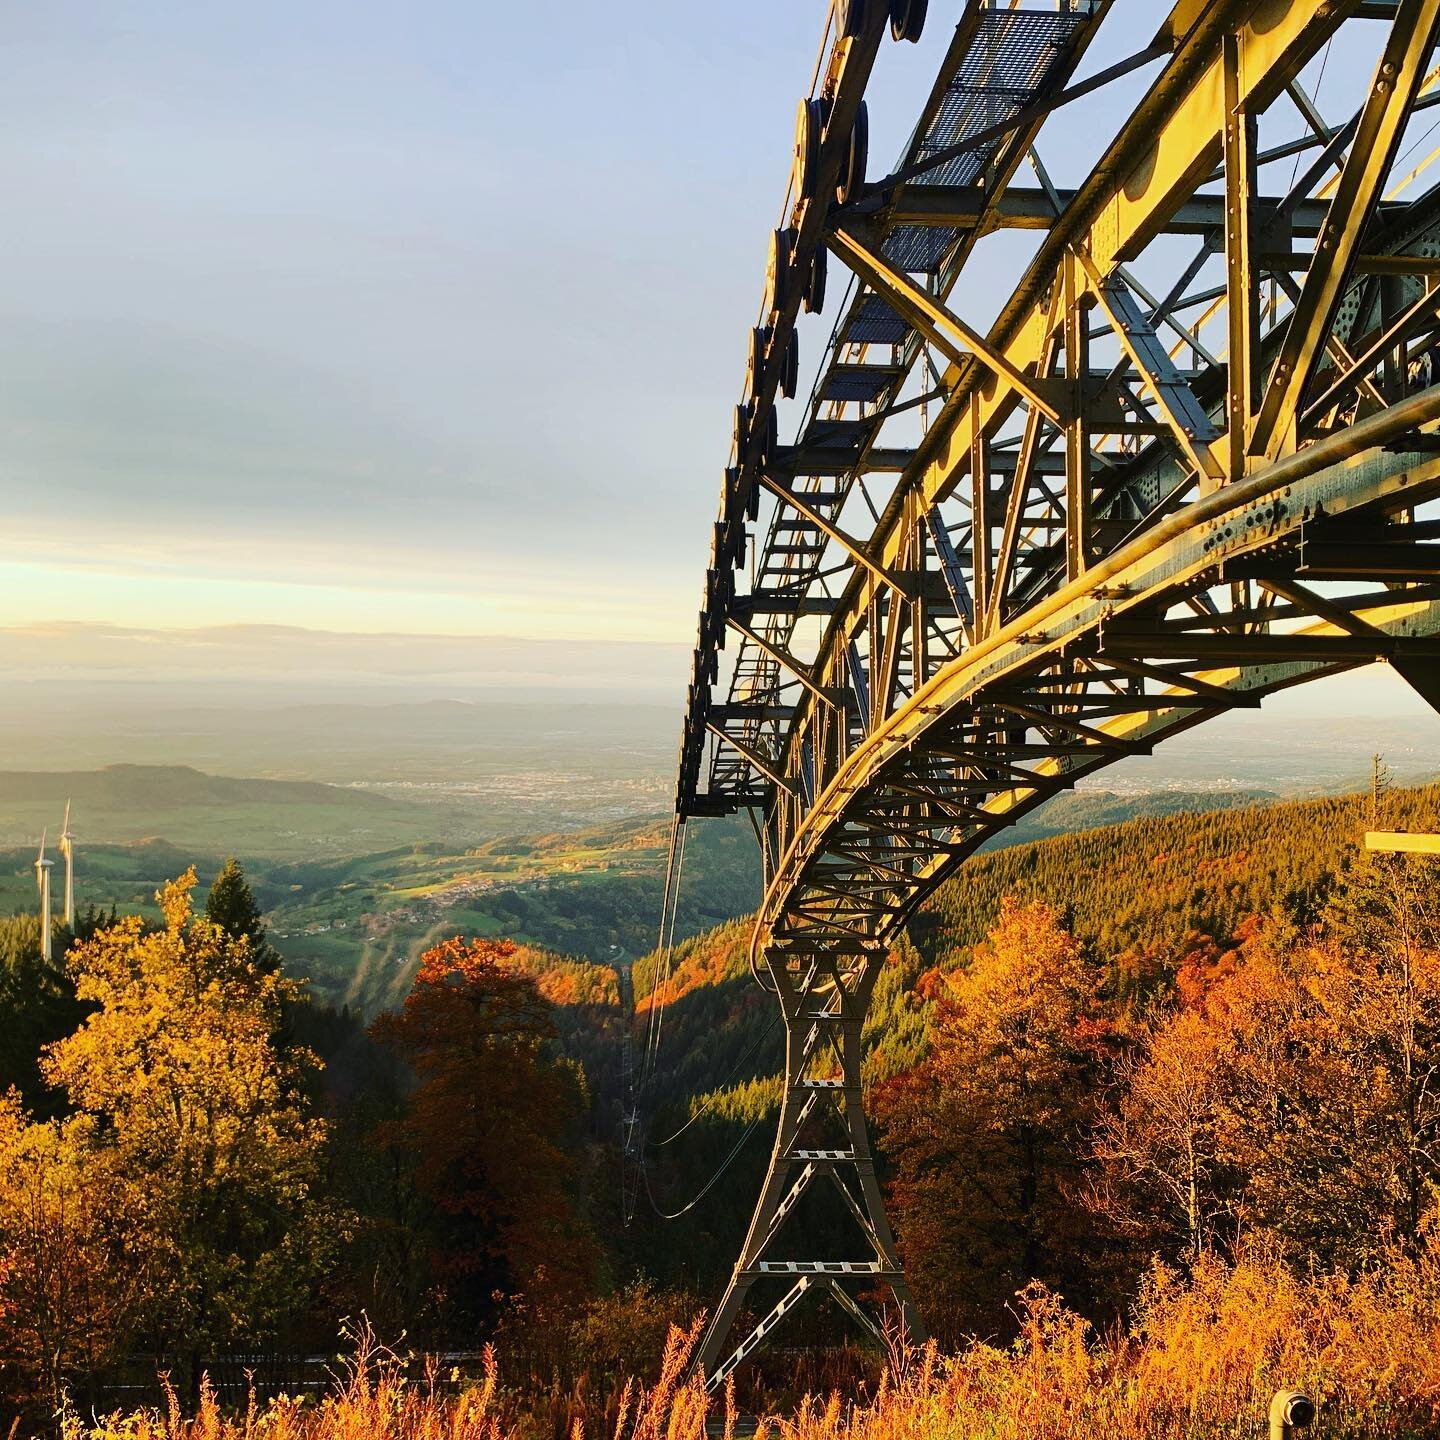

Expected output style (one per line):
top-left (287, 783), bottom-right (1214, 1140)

top-left (0, 3), bottom-right (1123, 657)
top-left (0, 1), bottom-right (845, 665)
top-left (0, 1), bottom-right (1431, 722)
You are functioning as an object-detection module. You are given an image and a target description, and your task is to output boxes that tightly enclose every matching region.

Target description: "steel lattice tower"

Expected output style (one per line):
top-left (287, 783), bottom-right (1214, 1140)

top-left (672, 0), bottom-right (1440, 1384)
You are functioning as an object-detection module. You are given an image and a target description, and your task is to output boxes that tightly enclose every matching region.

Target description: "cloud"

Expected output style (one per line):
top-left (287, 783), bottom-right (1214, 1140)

top-left (0, 537), bottom-right (700, 644)
top-left (0, 619), bottom-right (689, 700)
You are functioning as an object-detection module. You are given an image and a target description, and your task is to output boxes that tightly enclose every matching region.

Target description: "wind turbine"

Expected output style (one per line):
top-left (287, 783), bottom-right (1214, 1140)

top-left (58, 800), bottom-right (75, 928)
top-left (34, 830), bottom-right (53, 962)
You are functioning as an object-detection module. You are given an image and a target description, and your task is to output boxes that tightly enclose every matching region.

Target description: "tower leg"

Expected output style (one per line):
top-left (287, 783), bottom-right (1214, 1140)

top-left (693, 948), bottom-right (923, 1388)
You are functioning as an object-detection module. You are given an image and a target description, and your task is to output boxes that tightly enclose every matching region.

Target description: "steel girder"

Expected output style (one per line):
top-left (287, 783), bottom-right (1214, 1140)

top-left (678, 0), bottom-right (1440, 1385)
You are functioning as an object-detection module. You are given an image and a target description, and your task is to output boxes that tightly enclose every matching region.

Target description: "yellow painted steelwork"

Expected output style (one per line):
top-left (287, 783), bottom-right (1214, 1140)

top-left (676, 0), bottom-right (1440, 1386)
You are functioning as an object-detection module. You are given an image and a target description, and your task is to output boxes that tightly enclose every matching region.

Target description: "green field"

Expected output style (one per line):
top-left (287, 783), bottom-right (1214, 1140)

top-left (0, 761), bottom-right (1344, 1018)
top-left (0, 783), bottom-right (766, 1019)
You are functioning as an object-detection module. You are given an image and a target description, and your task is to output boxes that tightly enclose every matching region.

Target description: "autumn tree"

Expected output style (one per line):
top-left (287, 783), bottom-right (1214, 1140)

top-left (42, 870), bottom-right (331, 1390)
top-left (0, 1091), bottom-right (132, 1410)
top-left (369, 936), bottom-right (595, 1337)
top-left (876, 899), bottom-right (1113, 1340)
top-left (1094, 1008), bottom-right (1230, 1261)
top-left (1322, 855), bottom-right (1440, 1243)
top-left (1210, 861), bottom-right (1440, 1264)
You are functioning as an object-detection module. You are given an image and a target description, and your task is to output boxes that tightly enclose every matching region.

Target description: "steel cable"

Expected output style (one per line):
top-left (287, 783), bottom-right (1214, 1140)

top-left (645, 1014), bottom-right (780, 1149)
top-left (638, 817), bottom-right (684, 1098)
top-left (640, 1112), bottom-right (769, 1221)
top-left (647, 822), bottom-right (687, 1092)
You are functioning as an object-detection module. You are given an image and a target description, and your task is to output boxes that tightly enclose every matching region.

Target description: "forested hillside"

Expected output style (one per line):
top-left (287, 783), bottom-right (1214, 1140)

top-left (617, 780), bottom-right (1440, 1298)
top-left (634, 780), bottom-right (1440, 1089)
top-left (7, 777), bottom-right (1440, 1429)
top-left (918, 779), bottom-right (1440, 962)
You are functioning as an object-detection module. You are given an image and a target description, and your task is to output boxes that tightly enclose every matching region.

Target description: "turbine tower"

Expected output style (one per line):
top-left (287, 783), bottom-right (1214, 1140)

top-left (34, 830), bottom-right (53, 963)
top-left (59, 800), bottom-right (75, 928)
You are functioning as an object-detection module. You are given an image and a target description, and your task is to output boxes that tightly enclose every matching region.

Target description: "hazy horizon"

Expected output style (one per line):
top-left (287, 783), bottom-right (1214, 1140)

top-left (0, 617), bottom-right (689, 702)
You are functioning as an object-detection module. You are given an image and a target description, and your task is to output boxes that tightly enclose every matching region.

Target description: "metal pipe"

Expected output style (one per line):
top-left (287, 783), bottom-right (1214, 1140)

top-left (1269, 1389), bottom-right (1316, 1439)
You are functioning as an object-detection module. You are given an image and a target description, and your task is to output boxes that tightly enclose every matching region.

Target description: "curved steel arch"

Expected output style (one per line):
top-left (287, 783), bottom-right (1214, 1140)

top-left (676, 0), bottom-right (1440, 1384)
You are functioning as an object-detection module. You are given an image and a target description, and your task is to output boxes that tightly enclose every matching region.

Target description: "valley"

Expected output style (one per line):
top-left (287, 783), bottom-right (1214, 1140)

top-left (0, 755), bottom-right (1321, 1015)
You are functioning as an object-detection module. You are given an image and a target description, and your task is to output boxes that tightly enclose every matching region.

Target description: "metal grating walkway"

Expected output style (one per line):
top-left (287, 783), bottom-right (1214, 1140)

top-left (844, 293), bottom-right (912, 345)
top-left (883, 9), bottom-right (1089, 273)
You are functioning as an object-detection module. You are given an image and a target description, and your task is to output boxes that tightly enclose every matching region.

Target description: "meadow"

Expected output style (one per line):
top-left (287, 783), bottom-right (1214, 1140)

top-left (56, 1241), bottom-right (1440, 1440)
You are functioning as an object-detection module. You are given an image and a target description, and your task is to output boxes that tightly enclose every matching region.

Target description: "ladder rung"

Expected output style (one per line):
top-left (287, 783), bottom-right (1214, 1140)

top-left (751, 1260), bottom-right (898, 1276)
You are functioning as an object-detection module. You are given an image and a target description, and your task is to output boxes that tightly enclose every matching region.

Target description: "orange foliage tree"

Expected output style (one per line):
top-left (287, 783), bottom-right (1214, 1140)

top-left (1093, 1008), bottom-right (1230, 1261)
top-left (0, 1091), bottom-right (134, 1410)
top-left (876, 899), bottom-right (1116, 1341)
top-left (1089, 859), bottom-right (1440, 1274)
top-left (1205, 862), bottom-right (1440, 1264)
top-left (369, 936), bottom-right (596, 1336)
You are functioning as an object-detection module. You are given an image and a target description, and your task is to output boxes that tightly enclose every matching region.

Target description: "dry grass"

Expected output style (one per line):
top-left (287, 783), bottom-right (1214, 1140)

top-left (764, 1243), bottom-right (1440, 1440)
top-left (56, 1321), bottom-right (718, 1440)
top-left (55, 1244), bottom-right (1440, 1440)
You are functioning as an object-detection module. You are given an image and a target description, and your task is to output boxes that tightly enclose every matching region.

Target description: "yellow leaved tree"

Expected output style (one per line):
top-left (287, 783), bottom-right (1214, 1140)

top-left (26, 869), bottom-right (331, 1397)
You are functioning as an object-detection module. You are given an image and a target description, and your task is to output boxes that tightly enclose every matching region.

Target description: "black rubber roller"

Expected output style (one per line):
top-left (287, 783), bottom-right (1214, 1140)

top-left (890, 0), bottom-right (926, 42)
top-left (795, 97), bottom-right (825, 202)
top-left (754, 405), bottom-right (779, 465)
top-left (804, 246), bottom-right (827, 315)
top-left (781, 329), bottom-right (800, 400)
top-left (749, 325), bottom-right (770, 391)
top-left (837, 101), bottom-right (868, 205)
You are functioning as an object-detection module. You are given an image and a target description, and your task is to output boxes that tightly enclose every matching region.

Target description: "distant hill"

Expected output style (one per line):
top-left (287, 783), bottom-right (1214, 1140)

top-left (0, 695), bottom-right (677, 832)
top-left (0, 763), bottom-right (454, 860)
top-left (984, 786), bottom-right (1274, 849)
top-left (0, 762), bottom-right (381, 809)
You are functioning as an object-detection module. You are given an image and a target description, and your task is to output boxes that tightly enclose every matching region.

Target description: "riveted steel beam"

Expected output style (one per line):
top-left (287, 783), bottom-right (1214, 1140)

top-left (678, 0), bottom-right (1440, 1390)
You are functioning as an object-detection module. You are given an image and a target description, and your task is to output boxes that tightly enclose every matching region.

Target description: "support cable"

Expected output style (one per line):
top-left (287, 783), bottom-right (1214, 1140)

top-left (639, 817), bottom-right (684, 1098)
top-left (645, 1013), bottom-right (781, 1149)
top-left (625, 813), bottom-right (684, 1226)
top-left (644, 821), bottom-right (688, 1100)
top-left (641, 1112), bottom-right (770, 1221)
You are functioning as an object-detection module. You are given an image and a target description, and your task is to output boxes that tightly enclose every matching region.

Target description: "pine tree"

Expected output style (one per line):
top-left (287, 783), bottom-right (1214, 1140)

top-left (0, 914), bottom-right (84, 1118)
top-left (205, 857), bottom-right (280, 974)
